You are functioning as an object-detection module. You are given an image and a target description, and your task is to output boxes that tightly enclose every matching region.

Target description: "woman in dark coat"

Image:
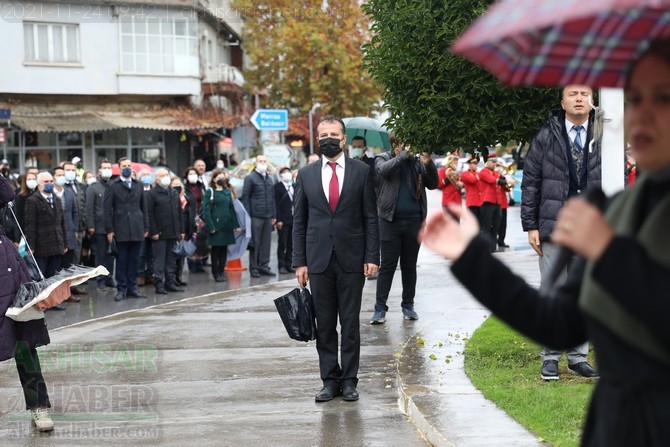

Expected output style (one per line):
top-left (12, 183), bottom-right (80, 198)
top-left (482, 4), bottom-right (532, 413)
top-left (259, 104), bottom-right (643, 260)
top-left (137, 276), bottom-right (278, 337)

top-left (419, 39), bottom-right (670, 447)
top-left (171, 175), bottom-right (196, 287)
top-left (202, 169), bottom-right (240, 282)
top-left (0, 174), bottom-right (53, 431)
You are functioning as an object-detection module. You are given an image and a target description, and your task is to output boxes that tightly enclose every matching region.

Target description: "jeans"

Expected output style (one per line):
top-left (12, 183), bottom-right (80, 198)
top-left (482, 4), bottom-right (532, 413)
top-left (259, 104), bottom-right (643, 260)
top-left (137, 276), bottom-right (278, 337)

top-left (374, 217), bottom-right (422, 312)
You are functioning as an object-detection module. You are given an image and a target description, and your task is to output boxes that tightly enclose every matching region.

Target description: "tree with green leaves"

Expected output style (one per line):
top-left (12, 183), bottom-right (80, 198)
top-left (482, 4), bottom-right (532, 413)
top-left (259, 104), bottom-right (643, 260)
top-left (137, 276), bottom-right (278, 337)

top-left (362, 0), bottom-right (559, 156)
top-left (233, 0), bottom-right (381, 117)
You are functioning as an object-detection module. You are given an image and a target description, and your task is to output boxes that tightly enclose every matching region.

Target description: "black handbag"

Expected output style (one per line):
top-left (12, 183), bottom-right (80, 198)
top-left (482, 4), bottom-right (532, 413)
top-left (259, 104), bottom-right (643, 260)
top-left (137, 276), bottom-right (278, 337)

top-left (274, 287), bottom-right (317, 342)
top-left (106, 238), bottom-right (117, 256)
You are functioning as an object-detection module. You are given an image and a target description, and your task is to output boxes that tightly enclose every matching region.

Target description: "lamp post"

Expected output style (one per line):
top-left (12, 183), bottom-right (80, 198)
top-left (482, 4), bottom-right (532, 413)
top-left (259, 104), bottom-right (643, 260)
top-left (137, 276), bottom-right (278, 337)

top-left (308, 102), bottom-right (322, 155)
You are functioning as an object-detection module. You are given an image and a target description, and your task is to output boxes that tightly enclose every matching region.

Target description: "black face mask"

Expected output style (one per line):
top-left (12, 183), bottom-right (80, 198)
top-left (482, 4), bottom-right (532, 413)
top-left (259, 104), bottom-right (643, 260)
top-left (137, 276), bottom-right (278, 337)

top-left (319, 138), bottom-right (343, 158)
top-left (216, 179), bottom-right (228, 187)
top-left (173, 186), bottom-right (182, 193)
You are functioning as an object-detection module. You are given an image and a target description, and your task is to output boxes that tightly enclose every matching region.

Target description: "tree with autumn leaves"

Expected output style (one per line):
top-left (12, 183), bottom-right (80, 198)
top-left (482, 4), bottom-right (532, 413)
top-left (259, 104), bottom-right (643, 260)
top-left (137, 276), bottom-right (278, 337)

top-left (232, 0), bottom-right (381, 118)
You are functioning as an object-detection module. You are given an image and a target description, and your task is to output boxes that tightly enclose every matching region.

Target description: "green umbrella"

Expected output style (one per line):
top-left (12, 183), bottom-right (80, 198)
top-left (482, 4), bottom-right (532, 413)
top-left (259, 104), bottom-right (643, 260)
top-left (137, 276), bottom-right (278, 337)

top-left (342, 117), bottom-right (391, 149)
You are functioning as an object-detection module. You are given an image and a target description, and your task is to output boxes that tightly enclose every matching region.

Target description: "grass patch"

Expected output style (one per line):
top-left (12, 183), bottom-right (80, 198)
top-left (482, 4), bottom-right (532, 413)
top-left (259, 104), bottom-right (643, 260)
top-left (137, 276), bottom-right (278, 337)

top-left (464, 316), bottom-right (596, 447)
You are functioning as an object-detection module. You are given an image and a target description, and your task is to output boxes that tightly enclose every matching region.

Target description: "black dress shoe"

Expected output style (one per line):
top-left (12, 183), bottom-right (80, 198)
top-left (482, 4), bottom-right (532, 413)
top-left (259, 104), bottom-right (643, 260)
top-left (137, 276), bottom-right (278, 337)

top-left (250, 269), bottom-right (261, 278)
top-left (498, 242), bottom-right (510, 247)
top-left (126, 290), bottom-right (147, 299)
top-left (155, 288), bottom-right (167, 295)
top-left (165, 284), bottom-right (184, 292)
top-left (568, 362), bottom-right (599, 378)
top-left (278, 267), bottom-right (289, 274)
top-left (175, 279), bottom-right (188, 286)
top-left (260, 268), bottom-right (275, 276)
top-left (114, 291), bottom-right (125, 301)
top-left (342, 386), bottom-right (359, 402)
top-left (286, 267), bottom-right (296, 273)
top-left (315, 386), bottom-right (340, 402)
top-left (48, 304), bottom-right (67, 311)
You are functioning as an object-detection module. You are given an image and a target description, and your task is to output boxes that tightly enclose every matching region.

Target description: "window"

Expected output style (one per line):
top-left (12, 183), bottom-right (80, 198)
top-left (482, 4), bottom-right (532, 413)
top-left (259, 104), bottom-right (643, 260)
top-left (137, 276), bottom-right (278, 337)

top-left (24, 22), bottom-right (80, 63)
top-left (120, 17), bottom-right (198, 76)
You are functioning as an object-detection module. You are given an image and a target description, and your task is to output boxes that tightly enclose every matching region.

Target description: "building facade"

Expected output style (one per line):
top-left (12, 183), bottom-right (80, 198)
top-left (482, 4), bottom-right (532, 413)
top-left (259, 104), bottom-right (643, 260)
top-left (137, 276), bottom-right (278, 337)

top-left (0, 0), bottom-right (252, 175)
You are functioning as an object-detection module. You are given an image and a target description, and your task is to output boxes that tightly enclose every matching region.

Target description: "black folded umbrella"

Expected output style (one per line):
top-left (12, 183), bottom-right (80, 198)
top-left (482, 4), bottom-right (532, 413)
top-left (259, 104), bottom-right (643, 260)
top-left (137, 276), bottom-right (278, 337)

top-left (274, 287), bottom-right (317, 342)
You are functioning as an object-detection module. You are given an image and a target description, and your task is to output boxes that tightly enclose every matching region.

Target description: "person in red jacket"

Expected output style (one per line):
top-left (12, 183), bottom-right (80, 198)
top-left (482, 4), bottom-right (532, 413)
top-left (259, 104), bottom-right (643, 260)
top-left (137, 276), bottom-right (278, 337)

top-left (437, 154), bottom-right (463, 209)
top-left (460, 158), bottom-right (483, 223)
top-left (495, 162), bottom-right (516, 249)
top-left (478, 153), bottom-right (506, 252)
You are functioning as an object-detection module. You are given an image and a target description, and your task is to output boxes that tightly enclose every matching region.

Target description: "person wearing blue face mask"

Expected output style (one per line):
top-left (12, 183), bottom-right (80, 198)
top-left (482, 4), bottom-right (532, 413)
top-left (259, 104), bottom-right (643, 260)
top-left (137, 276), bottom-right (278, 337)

top-left (24, 172), bottom-right (68, 281)
top-left (104, 157), bottom-right (149, 301)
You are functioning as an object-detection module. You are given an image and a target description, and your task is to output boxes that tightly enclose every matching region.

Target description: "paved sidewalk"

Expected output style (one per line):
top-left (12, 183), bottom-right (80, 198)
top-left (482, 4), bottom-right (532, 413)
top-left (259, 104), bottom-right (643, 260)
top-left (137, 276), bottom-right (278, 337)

top-left (0, 247), bottom-right (545, 447)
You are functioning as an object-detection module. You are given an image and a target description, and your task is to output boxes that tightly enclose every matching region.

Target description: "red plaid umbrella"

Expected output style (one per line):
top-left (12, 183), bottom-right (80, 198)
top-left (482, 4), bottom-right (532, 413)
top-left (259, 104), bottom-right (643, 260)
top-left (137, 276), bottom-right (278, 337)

top-left (451, 0), bottom-right (670, 88)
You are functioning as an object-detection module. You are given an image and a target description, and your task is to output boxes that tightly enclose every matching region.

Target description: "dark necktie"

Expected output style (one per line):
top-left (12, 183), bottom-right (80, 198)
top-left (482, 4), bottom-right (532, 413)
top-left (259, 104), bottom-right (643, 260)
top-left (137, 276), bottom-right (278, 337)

top-left (46, 196), bottom-right (53, 207)
top-left (572, 125), bottom-right (584, 152)
top-left (126, 180), bottom-right (132, 189)
top-left (328, 162), bottom-right (339, 212)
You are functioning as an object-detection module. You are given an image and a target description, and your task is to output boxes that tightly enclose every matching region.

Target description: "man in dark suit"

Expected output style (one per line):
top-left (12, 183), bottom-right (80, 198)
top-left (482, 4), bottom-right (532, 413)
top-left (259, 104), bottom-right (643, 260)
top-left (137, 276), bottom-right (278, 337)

top-left (293, 115), bottom-right (379, 402)
top-left (274, 167), bottom-right (294, 274)
top-left (24, 172), bottom-right (68, 279)
top-left (104, 157), bottom-right (149, 301)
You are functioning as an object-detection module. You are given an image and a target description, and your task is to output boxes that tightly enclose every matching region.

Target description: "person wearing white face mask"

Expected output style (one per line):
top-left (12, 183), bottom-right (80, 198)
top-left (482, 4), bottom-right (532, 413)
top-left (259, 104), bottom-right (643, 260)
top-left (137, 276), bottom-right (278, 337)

top-left (62, 161), bottom-right (86, 271)
top-left (274, 167), bottom-right (295, 274)
top-left (146, 168), bottom-right (185, 294)
top-left (183, 166), bottom-right (207, 273)
top-left (14, 170), bottom-right (39, 229)
top-left (85, 160), bottom-right (116, 291)
top-left (240, 155), bottom-right (276, 278)
top-left (51, 166), bottom-right (86, 300)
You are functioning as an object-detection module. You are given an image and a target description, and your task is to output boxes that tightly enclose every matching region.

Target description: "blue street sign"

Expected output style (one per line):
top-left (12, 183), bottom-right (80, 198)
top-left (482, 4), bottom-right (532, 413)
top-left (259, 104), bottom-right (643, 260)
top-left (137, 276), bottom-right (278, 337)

top-left (0, 109), bottom-right (10, 120)
top-left (250, 109), bottom-right (288, 131)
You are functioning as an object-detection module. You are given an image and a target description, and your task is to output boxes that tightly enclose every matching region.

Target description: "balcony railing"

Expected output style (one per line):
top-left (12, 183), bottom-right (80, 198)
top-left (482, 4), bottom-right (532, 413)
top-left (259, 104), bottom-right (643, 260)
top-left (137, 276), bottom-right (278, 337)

top-left (205, 64), bottom-right (245, 86)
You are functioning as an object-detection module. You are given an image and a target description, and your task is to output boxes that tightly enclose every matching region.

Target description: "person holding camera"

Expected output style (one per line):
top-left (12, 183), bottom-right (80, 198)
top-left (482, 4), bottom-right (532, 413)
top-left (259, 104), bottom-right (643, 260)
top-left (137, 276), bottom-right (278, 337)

top-left (370, 137), bottom-right (438, 324)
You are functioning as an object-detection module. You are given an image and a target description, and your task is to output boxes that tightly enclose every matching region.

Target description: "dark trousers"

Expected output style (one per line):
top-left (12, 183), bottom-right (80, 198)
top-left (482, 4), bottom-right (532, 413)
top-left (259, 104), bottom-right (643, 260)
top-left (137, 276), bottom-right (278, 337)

top-left (138, 237), bottom-right (153, 277)
top-left (374, 218), bottom-right (422, 312)
top-left (14, 342), bottom-right (50, 410)
top-left (276, 222), bottom-right (293, 270)
top-left (249, 217), bottom-right (273, 272)
top-left (468, 206), bottom-right (481, 226)
top-left (175, 256), bottom-right (185, 282)
top-left (151, 238), bottom-right (176, 286)
top-left (35, 255), bottom-right (62, 279)
top-left (92, 234), bottom-right (115, 285)
top-left (61, 249), bottom-right (75, 269)
top-left (210, 245), bottom-right (228, 276)
top-left (480, 202), bottom-right (501, 252)
top-left (498, 208), bottom-right (508, 244)
top-left (115, 241), bottom-right (141, 293)
top-left (310, 251), bottom-right (365, 388)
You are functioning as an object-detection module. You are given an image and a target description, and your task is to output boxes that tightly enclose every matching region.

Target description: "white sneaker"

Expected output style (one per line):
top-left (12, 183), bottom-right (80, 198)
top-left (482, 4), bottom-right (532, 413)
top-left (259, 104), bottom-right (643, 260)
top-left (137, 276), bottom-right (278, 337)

top-left (31, 407), bottom-right (54, 431)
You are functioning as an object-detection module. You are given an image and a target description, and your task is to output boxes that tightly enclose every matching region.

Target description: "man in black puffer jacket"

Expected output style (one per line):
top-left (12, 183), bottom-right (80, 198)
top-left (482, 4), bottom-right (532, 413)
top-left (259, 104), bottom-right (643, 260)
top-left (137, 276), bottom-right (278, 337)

top-left (521, 85), bottom-right (601, 381)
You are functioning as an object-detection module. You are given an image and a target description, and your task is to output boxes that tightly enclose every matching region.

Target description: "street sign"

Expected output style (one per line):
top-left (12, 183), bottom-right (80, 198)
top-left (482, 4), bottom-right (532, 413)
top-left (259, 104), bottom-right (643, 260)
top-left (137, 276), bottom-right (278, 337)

top-left (263, 144), bottom-right (293, 168)
top-left (250, 109), bottom-right (288, 131)
top-left (0, 109), bottom-right (10, 120)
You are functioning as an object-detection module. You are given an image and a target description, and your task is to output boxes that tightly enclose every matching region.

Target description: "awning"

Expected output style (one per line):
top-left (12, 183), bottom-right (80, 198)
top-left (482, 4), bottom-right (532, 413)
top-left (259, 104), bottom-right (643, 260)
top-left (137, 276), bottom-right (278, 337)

top-left (7, 106), bottom-right (242, 133)
top-left (11, 112), bottom-right (117, 133)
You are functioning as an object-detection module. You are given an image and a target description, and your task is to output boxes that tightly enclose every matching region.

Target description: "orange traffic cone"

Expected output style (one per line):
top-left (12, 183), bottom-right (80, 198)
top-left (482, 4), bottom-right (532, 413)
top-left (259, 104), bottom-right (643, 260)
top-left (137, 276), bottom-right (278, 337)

top-left (225, 258), bottom-right (247, 272)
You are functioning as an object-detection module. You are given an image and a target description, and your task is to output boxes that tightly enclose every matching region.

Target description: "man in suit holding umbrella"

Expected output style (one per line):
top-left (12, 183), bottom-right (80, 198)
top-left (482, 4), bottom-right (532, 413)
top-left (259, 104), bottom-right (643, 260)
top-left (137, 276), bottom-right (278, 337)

top-left (293, 115), bottom-right (379, 402)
